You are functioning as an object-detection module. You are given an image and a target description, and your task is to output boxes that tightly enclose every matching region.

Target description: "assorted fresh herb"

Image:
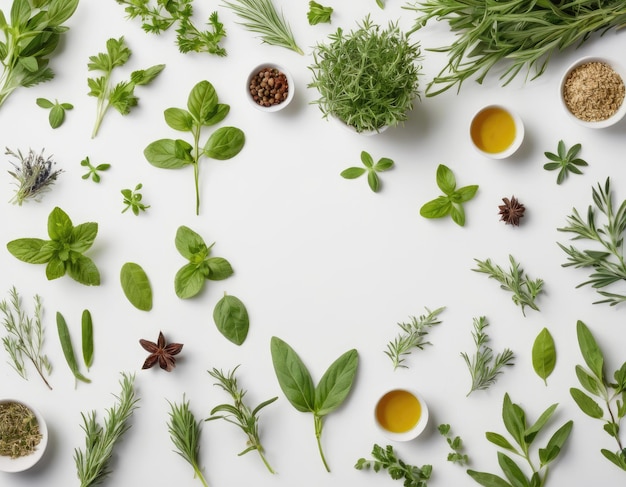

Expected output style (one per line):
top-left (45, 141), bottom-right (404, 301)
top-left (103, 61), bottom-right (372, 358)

top-left (420, 164), bottom-right (478, 226)
top-left (438, 424), bottom-right (469, 466)
top-left (213, 293), bottom-right (249, 345)
top-left (56, 311), bottom-right (91, 385)
top-left (340, 151), bottom-right (394, 193)
top-left (0, 0), bottom-right (80, 108)
top-left (115, 0), bottom-right (227, 56)
top-left (0, 401), bottom-right (42, 459)
top-left (174, 225), bottom-right (233, 299)
top-left (87, 36), bottom-right (165, 138)
top-left (144, 80), bottom-right (245, 215)
top-left (120, 262), bottom-right (153, 311)
top-left (532, 327), bottom-right (556, 386)
top-left (467, 393), bottom-right (573, 487)
top-left (121, 183), bottom-right (150, 215)
top-left (384, 306), bottom-right (445, 370)
top-left (80, 156), bottom-right (111, 183)
top-left (207, 365), bottom-right (278, 473)
top-left (6, 147), bottom-right (62, 205)
top-left (558, 178), bottom-right (626, 306)
top-left (472, 255), bottom-right (544, 316)
top-left (543, 140), bottom-right (588, 184)
top-left (167, 396), bottom-right (210, 487)
top-left (307, 1), bottom-right (333, 25)
top-left (461, 316), bottom-right (514, 396)
top-left (36, 97), bottom-right (73, 128)
top-left (570, 320), bottom-right (626, 471)
top-left (355, 444), bottom-right (432, 487)
top-left (222, 0), bottom-right (303, 55)
top-left (0, 286), bottom-right (52, 390)
top-left (6, 206), bottom-right (101, 286)
top-left (81, 310), bottom-right (94, 371)
top-left (270, 336), bottom-right (358, 472)
top-left (139, 331), bottom-right (184, 371)
top-left (74, 373), bottom-right (139, 487)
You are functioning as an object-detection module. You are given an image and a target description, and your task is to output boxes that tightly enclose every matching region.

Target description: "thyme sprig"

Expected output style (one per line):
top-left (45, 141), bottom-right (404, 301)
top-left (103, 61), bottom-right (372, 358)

top-left (6, 147), bottom-right (62, 205)
top-left (207, 365), bottom-right (278, 473)
top-left (0, 287), bottom-right (52, 390)
top-left (558, 178), bottom-right (626, 306)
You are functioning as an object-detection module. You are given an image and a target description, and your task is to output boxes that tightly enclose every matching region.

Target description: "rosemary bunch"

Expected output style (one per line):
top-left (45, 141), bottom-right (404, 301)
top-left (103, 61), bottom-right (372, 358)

top-left (74, 373), bottom-right (139, 487)
top-left (222, 0), bottom-right (303, 55)
top-left (6, 148), bottom-right (62, 205)
top-left (558, 178), bottom-right (626, 306)
top-left (0, 287), bottom-right (52, 390)
top-left (207, 365), bottom-right (278, 473)
top-left (167, 397), bottom-right (209, 487)
top-left (404, 0), bottom-right (626, 96)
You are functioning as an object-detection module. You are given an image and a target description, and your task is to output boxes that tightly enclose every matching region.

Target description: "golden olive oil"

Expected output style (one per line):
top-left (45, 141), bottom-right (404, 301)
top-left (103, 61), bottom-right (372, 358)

top-left (471, 106), bottom-right (516, 154)
top-left (375, 389), bottom-right (421, 433)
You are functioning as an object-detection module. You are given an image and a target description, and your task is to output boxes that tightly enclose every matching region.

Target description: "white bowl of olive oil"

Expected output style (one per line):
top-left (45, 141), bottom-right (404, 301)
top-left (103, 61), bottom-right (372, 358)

top-left (0, 399), bottom-right (48, 472)
top-left (374, 388), bottom-right (429, 441)
top-left (469, 104), bottom-right (524, 159)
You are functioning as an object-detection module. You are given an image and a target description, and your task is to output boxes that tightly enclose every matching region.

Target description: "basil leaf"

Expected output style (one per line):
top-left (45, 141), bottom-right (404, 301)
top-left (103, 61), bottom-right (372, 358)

top-left (204, 103), bottom-right (230, 126)
top-left (456, 184), bottom-right (479, 203)
top-left (436, 164), bottom-right (456, 195)
top-left (81, 309), bottom-right (94, 370)
top-left (450, 204), bottom-right (466, 226)
top-left (367, 171), bottom-right (380, 192)
top-left (213, 294), bottom-right (249, 345)
top-left (314, 349), bottom-right (358, 416)
top-left (187, 80), bottom-right (218, 123)
top-left (175, 262), bottom-right (205, 299)
top-left (69, 222), bottom-right (98, 253)
top-left (360, 150), bottom-right (373, 168)
top-left (175, 225), bottom-right (208, 260)
top-left (532, 328), bottom-right (556, 386)
top-left (66, 254), bottom-right (100, 286)
top-left (164, 107), bottom-right (194, 132)
top-left (420, 196), bottom-right (452, 218)
top-left (49, 104), bottom-right (64, 128)
top-left (467, 469), bottom-right (513, 487)
top-left (144, 138), bottom-right (192, 168)
top-left (6, 238), bottom-right (50, 263)
top-left (570, 387), bottom-right (604, 418)
top-left (48, 206), bottom-right (73, 241)
top-left (46, 257), bottom-right (66, 280)
top-left (120, 262), bottom-right (153, 311)
top-left (270, 336), bottom-right (315, 412)
top-left (204, 126), bottom-right (245, 160)
top-left (576, 320), bottom-right (604, 381)
top-left (497, 451), bottom-right (530, 487)
top-left (340, 167), bottom-right (366, 179)
top-left (206, 257), bottom-right (233, 280)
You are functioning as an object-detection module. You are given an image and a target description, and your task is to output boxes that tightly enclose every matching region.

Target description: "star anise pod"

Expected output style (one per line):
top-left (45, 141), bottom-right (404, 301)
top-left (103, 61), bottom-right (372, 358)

top-left (498, 196), bottom-right (525, 226)
top-left (139, 331), bottom-right (183, 371)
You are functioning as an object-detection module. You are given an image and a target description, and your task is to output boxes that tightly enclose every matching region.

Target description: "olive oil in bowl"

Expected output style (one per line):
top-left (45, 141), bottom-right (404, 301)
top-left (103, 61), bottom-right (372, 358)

top-left (470, 105), bottom-right (524, 159)
top-left (374, 389), bottom-right (429, 441)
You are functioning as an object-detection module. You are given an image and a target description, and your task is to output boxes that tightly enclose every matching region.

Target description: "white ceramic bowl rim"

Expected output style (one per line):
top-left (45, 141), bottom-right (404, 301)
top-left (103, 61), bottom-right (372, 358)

top-left (374, 388), bottom-right (429, 442)
top-left (0, 399), bottom-right (48, 473)
top-left (246, 62), bottom-right (294, 112)
top-left (469, 104), bottom-right (525, 160)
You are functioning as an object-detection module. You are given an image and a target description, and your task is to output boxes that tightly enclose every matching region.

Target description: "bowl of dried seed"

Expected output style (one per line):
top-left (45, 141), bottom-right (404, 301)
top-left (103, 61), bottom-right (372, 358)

top-left (560, 56), bottom-right (626, 128)
top-left (246, 63), bottom-right (294, 112)
top-left (0, 399), bottom-right (48, 472)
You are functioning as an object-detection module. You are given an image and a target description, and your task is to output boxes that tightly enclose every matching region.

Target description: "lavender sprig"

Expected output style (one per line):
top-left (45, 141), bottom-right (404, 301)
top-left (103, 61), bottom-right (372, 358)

top-left (6, 148), bottom-right (63, 205)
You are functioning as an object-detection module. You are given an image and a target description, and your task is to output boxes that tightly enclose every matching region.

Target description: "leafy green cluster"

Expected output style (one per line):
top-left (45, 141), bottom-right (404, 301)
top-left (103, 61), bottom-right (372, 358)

top-left (341, 150), bottom-right (394, 193)
top-left (570, 321), bottom-right (626, 470)
top-left (80, 157), bottom-right (110, 183)
top-left (144, 80), bottom-right (245, 215)
top-left (121, 183), bottom-right (150, 215)
top-left (7, 207), bottom-right (100, 286)
top-left (468, 393), bottom-right (573, 487)
top-left (438, 424), bottom-right (469, 466)
top-left (88, 37), bottom-right (165, 138)
top-left (420, 164), bottom-right (478, 226)
top-left (309, 15), bottom-right (421, 133)
top-left (270, 337), bottom-right (358, 472)
top-left (307, 1), bottom-right (332, 25)
top-left (0, 0), bottom-right (79, 108)
top-left (472, 255), bottom-right (544, 316)
top-left (36, 97), bottom-right (73, 128)
top-left (558, 178), bottom-right (626, 306)
top-left (115, 0), bottom-right (226, 55)
top-left (355, 444), bottom-right (432, 487)
top-left (543, 140), bottom-right (588, 185)
top-left (174, 226), bottom-right (233, 299)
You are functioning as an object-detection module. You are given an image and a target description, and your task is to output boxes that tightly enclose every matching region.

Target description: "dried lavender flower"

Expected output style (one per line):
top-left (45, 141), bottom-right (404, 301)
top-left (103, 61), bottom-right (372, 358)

top-left (6, 148), bottom-right (63, 205)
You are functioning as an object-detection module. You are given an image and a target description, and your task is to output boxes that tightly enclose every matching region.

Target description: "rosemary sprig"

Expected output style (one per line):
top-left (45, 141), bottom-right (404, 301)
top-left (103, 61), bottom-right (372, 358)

top-left (384, 307), bottom-right (445, 370)
top-left (206, 365), bottom-right (278, 473)
top-left (167, 396), bottom-right (209, 487)
top-left (222, 0), bottom-right (304, 55)
top-left (461, 317), bottom-right (514, 396)
top-left (6, 147), bottom-right (62, 205)
top-left (0, 287), bottom-right (52, 390)
top-left (74, 373), bottom-right (139, 487)
top-left (472, 255), bottom-right (544, 316)
top-left (558, 177), bottom-right (626, 306)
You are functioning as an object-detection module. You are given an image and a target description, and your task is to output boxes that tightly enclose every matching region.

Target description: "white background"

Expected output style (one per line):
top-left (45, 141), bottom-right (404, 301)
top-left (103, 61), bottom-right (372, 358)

top-left (1, 1), bottom-right (626, 486)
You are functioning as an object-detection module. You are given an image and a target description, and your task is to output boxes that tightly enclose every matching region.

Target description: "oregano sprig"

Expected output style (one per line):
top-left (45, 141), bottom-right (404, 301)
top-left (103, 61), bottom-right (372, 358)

top-left (121, 183), bottom-right (150, 215)
top-left (437, 424), bottom-right (469, 466)
top-left (355, 444), bottom-right (432, 487)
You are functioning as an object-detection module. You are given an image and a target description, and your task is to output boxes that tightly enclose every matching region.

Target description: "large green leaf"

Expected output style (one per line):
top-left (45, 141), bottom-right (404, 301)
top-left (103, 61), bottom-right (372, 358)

top-left (497, 452), bottom-right (530, 487)
top-left (206, 257), bottom-right (233, 280)
top-left (314, 349), bottom-right (358, 416)
top-left (576, 320), bottom-right (604, 381)
top-left (69, 222), bottom-right (98, 253)
top-left (570, 387), bottom-right (604, 418)
top-left (436, 164), bottom-right (456, 195)
top-left (66, 254), bottom-right (100, 286)
top-left (144, 139), bottom-right (192, 169)
top-left (502, 394), bottom-right (525, 447)
top-left (48, 206), bottom-right (73, 241)
top-left (175, 225), bottom-right (208, 260)
top-left (164, 107), bottom-right (194, 132)
top-left (467, 470), bottom-right (513, 487)
top-left (270, 337), bottom-right (315, 412)
top-left (174, 262), bottom-right (205, 299)
top-left (46, 0), bottom-right (79, 26)
top-left (213, 294), bottom-right (249, 345)
top-left (204, 126), bottom-right (245, 160)
top-left (120, 262), bottom-right (152, 311)
top-left (187, 80), bottom-right (218, 123)
top-left (6, 238), bottom-right (50, 264)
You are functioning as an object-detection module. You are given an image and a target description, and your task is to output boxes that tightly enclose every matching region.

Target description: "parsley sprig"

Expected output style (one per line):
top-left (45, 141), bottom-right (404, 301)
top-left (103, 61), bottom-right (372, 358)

top-left (355, 444), bottom-right (432, 487)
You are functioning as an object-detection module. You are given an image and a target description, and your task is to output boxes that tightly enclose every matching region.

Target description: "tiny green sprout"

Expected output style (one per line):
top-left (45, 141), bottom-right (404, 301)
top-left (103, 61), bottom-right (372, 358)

top-left (341, 150), bottom-right (394, 192)
top-left (36, 98), bottom-right (73, 128)
top-left (121, 183), bottom-right (150, 215)
top-left (80, 157), bottom-right (111, 183)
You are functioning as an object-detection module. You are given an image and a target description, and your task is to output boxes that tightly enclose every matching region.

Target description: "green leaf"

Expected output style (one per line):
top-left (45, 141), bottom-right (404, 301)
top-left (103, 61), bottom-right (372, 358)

top-left (69, 222), bottom-right (98, 253)
top-left (213, 294), bottom-right (249, 345)
top-left (450, 204), bottom-right (466, 226)
top-left (66, 254), bottom-right (101, 286)
top-left (204, 104), bottom-right (230, 126)
top-left (175, 225), bottom-right (208, 260)
top-left (524, 403), bottom-right (557, 445)
top-left (340, 167), bottom-right (366, 179)
top-left (502, 394), bottom-right (525, 447)
top-left (455, 185), bottom-right (479, 203)
top-left (144, 138), bottom-right (192, 168)
top-left (270, 336), bottom-right (315, 412)
top-left (130, 64), bottom-right (165, 86)
top-left (206, 257), bottom-right (233, 280)
top-left (467, 470), bottom-right (513, 487)
top-left (374, 157), bottom-right (394, 171)
top-left (539, 420), bottom-right (573, 466)
top-left (36, 97), bottom-right (53, 108)
top-left (10, 0), bottom-right (30, 28)
top-left (360, 151), bottom-right (374, 168)
top-left (367, 171), bottom-right (380, 192)
top-left (6, 238), bottom-right (50, 264)
top-left (49, 104), bottom-right (65, 128)
top-left (187, 80), bottom-right (218, 123)
top-left (46, 257), bottom-right (66, 280)
top-left (532, 328), bottom-right (556, 385)
top-left (81, 309), bottom-right (94, 370)
top-left (314, 349), bottom-right (358, 416)
top-left (570, 388), bottom-right (604, 418)
top-left (174, 263), bottom-right (206, 299)
top-left (575, 365), bottom-right (602, 395)
top-left (164, 107), bottom-right (194, 132)
top-left (436, 164), bottom-right (456, 195)
top-left (420, 196), bottom-right (452, 219)
top-left (46, 0), bottom-right (79, 26)
top-left (48, 206), bottom-right (73, 241)
top-left (576, 320), bottom-right (604, 381)
top-left (204, 127), bottom-right (245, 160)
top-left (486, 432), bottom-right (517, 453)
top-left (56, 311), bottom-right (91, 384)
top-left (497, 452), bottom-right (530, 487)
top-left (120, 262), bottom-right (153, 311)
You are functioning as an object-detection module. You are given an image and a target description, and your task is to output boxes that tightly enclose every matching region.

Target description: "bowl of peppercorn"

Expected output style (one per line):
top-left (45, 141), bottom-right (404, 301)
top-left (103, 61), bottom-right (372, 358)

top-left (246, 63), bottom-right (294, 112)
top-left (560, 56), bottom-right (626, 128)
top-left (0, 399), bottom-right (48, 472)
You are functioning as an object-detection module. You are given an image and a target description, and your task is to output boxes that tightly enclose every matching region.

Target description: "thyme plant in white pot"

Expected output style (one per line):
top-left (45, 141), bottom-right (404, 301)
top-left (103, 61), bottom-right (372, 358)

top-left (308, 16), bottom-right (422, 134)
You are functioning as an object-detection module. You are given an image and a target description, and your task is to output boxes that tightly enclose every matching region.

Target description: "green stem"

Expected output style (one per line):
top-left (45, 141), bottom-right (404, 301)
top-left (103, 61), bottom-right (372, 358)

top-left (314, 414), bottom-right (330, 472)
top-left (91, 73), bottom-right (111, 138)
top-left (256, 448), bottom-right (276, 474)
top-left (192, 124), bottom-right (201, 215)
top-left (193, 465), bottom-right (209, 487)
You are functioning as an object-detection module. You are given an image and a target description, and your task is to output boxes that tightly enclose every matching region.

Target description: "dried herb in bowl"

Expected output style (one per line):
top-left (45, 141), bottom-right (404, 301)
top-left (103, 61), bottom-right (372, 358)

top-left (0, 402), bottom-right (42, 459)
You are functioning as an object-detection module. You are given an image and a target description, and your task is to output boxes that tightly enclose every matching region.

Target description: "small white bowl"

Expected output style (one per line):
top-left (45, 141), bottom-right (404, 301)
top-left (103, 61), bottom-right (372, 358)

top-left (246, 63), bottom-right (294, 112)
top-left (374, 388), bottom-right (429, 441)
top-left (0, 399), bottom-right (48, 473)
top-left (560, 56), bottom-right (626, 128)
top-left (469, 104), bottom-right (524, 159)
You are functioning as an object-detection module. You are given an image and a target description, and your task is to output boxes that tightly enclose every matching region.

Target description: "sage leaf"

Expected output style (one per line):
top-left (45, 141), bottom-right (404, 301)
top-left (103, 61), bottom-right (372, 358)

top-left (203, 126), bottom-right (245, 160)
top-left (56, 311), bottom-right (90, 385)
top-left (539, 420), bottom-right (573, 466)
top-left (497, 451), bottom-right (530, 487)
top-left (314, 349), bottom-right (358, 416)
top-left (213, 293), bottom-right (249, 345)
top-left (524, 403), bottom-right (557, 445)
top-left (466, 470), bottom-right (512, 487)
top-left (502, 393), bottom-right (525, 447)
top-left (485, 432), bottom-right (517, 453)
top-left (81, 309), bottom-right (94, 370)
top-left (570, 387), bottom-right (604, 419)
top-left (576, 320), bottom-right (604, 381)
top-left (120, 262), bottom-right (153, 311)
top-left (270, 336), bottom-right (315, 412)
top-left (532, 328), bottom-right (556, 385)
top-left (574, 365), bottom-right (602, 395)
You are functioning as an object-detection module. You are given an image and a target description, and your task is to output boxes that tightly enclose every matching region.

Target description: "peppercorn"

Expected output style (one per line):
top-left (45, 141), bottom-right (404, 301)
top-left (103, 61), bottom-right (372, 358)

top-left (249, 67), bottom-right (289, 108)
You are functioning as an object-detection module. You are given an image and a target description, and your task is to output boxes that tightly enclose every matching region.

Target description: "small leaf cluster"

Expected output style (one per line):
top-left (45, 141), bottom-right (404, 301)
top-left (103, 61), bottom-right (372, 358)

top-left (307, 1), bottom-right (333, 25)
top-left (341, 151), bottom-right (394, 192)
top-left (355, 444), bottom-right (432, 487)
top-left (87, 37), bottom-right (165, 138)
top-left (543, 140), bottom-right (588, 184)
top-left (36, 98), bottom-right (73, 128)
top-left (121, 183), bottom-right (150, 215)
top-left (174, 226), bottom-right (233, 299)
top-left (420, 164), bottom-right (478, 226)
top-left (468, 393), bottom-right (573, 487)
top-left (6, 207), bottom-right (100, 286)
top-left (80, 157), bottom-right (111, 183)
top-left (570, 320), bottom-right (626, 470)
top-left (270, 337), bottom-right (358, 472)
top-left (438, 424), bottom-right (469, 466)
